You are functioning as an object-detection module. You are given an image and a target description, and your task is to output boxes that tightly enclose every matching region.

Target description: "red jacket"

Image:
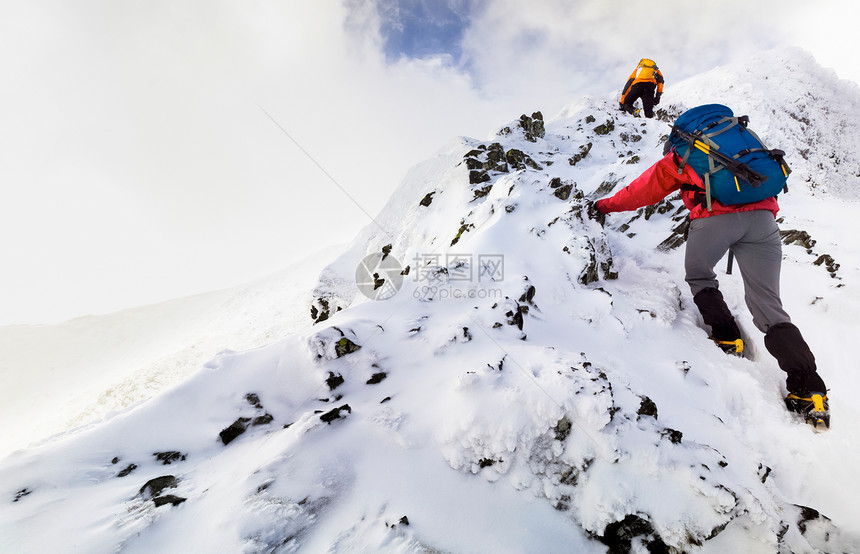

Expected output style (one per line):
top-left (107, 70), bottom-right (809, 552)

top-left (595, 152), bottom-right (779, 220)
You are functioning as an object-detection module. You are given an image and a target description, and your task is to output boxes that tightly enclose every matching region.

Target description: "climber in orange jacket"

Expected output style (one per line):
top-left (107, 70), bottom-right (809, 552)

top-left (619, 59), bottom-right (664, 119)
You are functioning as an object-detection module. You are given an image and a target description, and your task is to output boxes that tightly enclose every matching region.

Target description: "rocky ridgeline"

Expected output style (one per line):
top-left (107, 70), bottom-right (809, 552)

top-left (294, 100), bottom-right (848, 551)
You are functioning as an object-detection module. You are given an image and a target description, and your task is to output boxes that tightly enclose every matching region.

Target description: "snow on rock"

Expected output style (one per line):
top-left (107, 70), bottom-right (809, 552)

top-left (2, 47), bottom-right (860, 553)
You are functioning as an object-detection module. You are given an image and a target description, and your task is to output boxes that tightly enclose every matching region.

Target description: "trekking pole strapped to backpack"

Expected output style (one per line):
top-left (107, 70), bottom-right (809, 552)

top-left (666, 104), bottom-right (791, 210)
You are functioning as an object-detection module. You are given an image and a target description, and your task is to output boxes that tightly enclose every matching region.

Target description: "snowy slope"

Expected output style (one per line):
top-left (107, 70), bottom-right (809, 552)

top-left (2, 48), bottom-right (860, 553)
top-left (0, 246), bottom-right (340, 460)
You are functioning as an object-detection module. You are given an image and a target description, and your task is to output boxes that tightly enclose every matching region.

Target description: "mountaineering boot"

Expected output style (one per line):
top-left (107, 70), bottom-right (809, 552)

top-left (693, 288), bottom-right (743, 356)
top-left (785, 392), bottom-right (830, 429)
top-left (764, 322), bottom-right (830, 428)
top-left (619, 103), bottom-right (640, 117)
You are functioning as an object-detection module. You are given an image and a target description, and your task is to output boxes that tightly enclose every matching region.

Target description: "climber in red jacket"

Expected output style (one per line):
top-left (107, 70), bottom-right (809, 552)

top-left (594, 149), bottom-right (829, 426)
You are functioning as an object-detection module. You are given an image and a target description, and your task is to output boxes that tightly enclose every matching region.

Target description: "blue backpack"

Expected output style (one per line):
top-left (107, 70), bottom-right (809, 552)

top-left (665, 104), bottom-right (791, 210)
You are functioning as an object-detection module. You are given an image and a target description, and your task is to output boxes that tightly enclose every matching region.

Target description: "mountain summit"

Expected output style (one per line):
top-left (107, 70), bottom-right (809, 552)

top-left (3, 47), bottom-right (860, 553)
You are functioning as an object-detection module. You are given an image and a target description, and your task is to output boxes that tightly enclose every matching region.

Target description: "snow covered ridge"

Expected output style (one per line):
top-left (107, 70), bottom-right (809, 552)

top-left (3, 48), bottom-right (860, 552)
top-left (666, 47), bottom-right (860, 201)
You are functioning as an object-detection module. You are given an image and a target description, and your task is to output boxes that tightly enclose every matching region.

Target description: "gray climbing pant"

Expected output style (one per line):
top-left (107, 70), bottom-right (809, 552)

top-left (685, 210), bottom-right (790, 333)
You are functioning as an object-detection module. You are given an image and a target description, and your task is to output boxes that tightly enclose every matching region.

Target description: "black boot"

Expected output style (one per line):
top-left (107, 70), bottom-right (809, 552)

top-left (764, 322), bottom-right (827, 395)
top-left (693, 288), bottom-right (742, 341)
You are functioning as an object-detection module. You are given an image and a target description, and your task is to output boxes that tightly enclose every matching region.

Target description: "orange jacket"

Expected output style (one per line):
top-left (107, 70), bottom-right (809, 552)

top-left (620, 59), bottom-right (665, 103)
top-left (595, 152), bottom-right (779, 220)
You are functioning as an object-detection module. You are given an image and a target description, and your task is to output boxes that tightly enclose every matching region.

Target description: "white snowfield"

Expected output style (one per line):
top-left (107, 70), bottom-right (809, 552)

top-left (2, 47), bottom-right (859, 553)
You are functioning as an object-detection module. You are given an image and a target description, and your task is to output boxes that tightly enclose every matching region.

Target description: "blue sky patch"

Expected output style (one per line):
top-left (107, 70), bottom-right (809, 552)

top-left (377, 0), bottom-right (472, 62)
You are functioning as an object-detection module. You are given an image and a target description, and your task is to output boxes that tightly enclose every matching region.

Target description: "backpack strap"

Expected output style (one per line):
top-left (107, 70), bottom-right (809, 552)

top-left (679, 183), bottom-right (708, 209)
top-left (692, 131), bottom-right (728, 211)
top-left (670, 128), bottom-right (719, 211)
top-left (674, 127), bottom-right (744, 212)
top-left (700, 116), bottom-right (739, 140)
top-left (733, 121), bottom-right (793, 193)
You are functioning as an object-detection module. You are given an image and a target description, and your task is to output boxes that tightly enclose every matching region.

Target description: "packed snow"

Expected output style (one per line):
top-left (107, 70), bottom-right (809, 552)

top-left (2, 47), bottom-right (859, 553)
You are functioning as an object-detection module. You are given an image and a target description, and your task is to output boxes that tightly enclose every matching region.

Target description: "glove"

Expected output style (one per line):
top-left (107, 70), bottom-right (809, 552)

top-left (654, 92), bottom-right (661, 105)
top-left (587, 200), bottom-right (608, 226)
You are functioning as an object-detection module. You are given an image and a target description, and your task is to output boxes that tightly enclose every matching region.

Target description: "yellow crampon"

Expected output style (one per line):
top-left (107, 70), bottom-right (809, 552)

top-left (713, 338), bottom-right (744, 356)
top-left (812, 393), bottom-right (827, 413)
top-left (785, 392), bottom-right (830, 429)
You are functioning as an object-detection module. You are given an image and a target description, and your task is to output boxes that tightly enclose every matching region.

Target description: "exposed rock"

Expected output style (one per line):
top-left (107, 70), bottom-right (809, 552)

top-left (469, 170), bottom-right (490, 184)
top-left (450, 222), bottom-right (475, 246)
top-left (594, 119), bottom-right (615, 135)
top-left (487, 357), bottom-right (505, 372)
top-left (245, 393), bottom-right (263, 409)
top-left (506, 303), bottom-right (527, 330)
top-left (154, 451), bottom-right (187, 465)
top-left (758, 464), bottom-right (772, 484)
top-left (153, 494), bottom-right (187, 508)
top-left (518, 111), bottom-right (545, 142)
top-left (598, 514), bottom-right (669, 554)
top-left (335, 337), bottom-right (361, 357)
top-left (366, 372), bottom-right (387, 385)
top-left (326, 372), bottom-right (345, 391)
top-left (117, 464), bottom-right (137, 478)
top-left (485, 142), bottom-right (508, 172)
top-left (780, 229), bottom-right (816, 250)
top-left (657, 218), bottom-right (690, 251)
top-left (219, 417), bottom-right (252, 445)
top-left (797, 505), bottom-right (827, 534)
top-left (519, 285), bottom-right (536, 305)
top-left (593, 176), bottom-right (620, 198)
top-left (642, 198), bottom-right (679, 220)
top-left (472, 184), bottom-right (493, 200)
top-left (637, 396), bottom-right (658, 419)
top-left (661, 428), bottom-right (683, 444)
top-left (139, 475), bottom-right (178, 498)
top-left (464, 157), bottom-right (483, 170)
top-left (463, 142), bottom-right (509, 177)
top-left (569, 142), bottom-right (593, 166)
top-left (419, 192), bottom-right (435, 207)
top-left (553, 184), bottom-right (573, 200)
top-left (554, 416), bottom-right (572, 442)
top-left (320, 404), bottom-right (352, 424)
top-left (505, 149), bottom-right (543, 171)
top-left (137, 474), bottom-right (187, 508)
top-left (813, 254), bottom-right (840, 277)
top-left (310, 296), bottom-right (342, 325)
top-left (252, 413), bottom-right (274, 426)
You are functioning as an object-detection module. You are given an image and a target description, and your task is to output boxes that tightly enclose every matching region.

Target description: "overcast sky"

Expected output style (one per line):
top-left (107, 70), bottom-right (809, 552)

top-left (1, 0), bottom-right (857, 325)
